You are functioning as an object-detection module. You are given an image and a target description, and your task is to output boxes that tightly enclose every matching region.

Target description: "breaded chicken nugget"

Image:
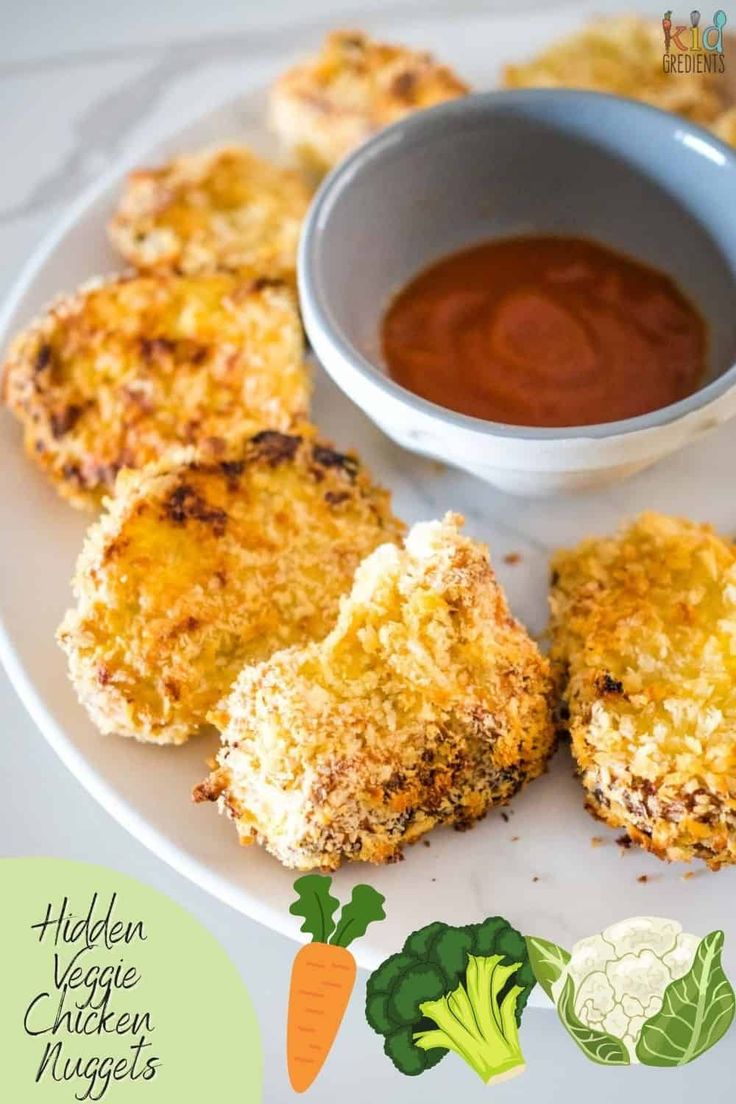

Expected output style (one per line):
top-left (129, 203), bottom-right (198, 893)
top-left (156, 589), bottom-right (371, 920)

top-left (57, 432), bottom-right (403, 745)
top-left (269, 30), bottom-right (468, 174)
top-left (550, 512), bottom-right (736, 869)
top-left (196, 513), bottom-right (554, 870)
top-left (2, 273), bottom-right (309, 508)
top-left (108, 146), bottom-right (312, 281)
top-left (712, 105), bottom-right (736, 145)
top-left (504, 17), bottom-right (726, 124)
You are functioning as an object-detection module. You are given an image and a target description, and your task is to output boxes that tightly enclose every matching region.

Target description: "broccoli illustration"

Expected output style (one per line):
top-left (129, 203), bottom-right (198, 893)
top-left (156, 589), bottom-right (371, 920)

top-left (365, 918), bottom-right (535, 1084)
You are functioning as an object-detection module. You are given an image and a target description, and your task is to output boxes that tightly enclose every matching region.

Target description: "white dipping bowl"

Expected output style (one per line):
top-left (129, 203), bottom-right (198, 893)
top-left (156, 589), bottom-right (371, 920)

top-left (299, 90), bottom-right (736, 495)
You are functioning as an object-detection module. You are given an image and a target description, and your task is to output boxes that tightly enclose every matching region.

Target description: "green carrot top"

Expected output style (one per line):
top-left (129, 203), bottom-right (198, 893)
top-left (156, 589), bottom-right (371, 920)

top-left (290, 874), bottom-right (386, 948)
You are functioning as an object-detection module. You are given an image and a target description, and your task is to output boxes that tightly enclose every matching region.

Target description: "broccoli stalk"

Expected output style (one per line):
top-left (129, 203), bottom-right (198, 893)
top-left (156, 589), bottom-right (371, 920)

top-left (414, 955), bottom-right (526, 1084)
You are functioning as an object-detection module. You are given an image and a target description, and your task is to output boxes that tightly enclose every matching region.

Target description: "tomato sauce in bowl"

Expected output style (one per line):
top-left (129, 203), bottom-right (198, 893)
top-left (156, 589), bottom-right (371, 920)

top-left (382, 237), bottom-right (707, 428)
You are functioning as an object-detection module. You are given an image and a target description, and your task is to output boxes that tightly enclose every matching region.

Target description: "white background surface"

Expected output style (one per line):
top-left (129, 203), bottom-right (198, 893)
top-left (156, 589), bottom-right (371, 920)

top-left (0, 2), bottom-right (733, 1100)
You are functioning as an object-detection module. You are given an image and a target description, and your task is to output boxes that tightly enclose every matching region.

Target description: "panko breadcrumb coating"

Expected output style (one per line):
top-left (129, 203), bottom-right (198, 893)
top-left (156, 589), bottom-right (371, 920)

top-left (57, 432), bottom-right (403, 745)
top-left (269, 30), bottom-right (468, 174)
top-left (550, 512), bottom-right (736, 869)
top-left (2, 273), bottom-right (309, 508)
top-left (196, 513), bottom-right (554, 870)
top-left (108, 146), bottom-right (312, 282)
top-left (503, 16), bottom-right (726, 124)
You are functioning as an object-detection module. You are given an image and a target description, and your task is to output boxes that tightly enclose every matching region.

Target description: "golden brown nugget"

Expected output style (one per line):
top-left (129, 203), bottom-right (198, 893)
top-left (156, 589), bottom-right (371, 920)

top-left (504, 17), bottom-right (726, 124)
top-left (108, 146), bottom-right (312, 281)
top-left (269, 30), bottom-right (468, 174)
top-left (196, 514), bottom-right (554, 870)
top-left (550, 512), bottom-right (736, 869)
top-left (57, 432), bottom-right (404, 745)
top-left (2, 273), bottom-right (309, 509)
top-left (712, 105), bottom-right (736, 144)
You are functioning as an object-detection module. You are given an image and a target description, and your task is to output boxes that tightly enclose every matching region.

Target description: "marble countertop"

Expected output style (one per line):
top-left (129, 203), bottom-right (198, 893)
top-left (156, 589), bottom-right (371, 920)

top-left (0, 2), bottom-right (730, 1100)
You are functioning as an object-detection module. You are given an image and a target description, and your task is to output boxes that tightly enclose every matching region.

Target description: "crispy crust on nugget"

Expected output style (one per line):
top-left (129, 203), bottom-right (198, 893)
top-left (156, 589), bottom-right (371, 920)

top-left (2, 273), bottom-right (309, 508)
top-left (57, 432), bottom-right (404, 745)
top-left (550, 512), bottom-right (736, 869)
top-left (196, 513), bottom-right (555, 870)
top-left (108, 146), bottom-right (312, 281)
top-left (269, 30), bottom-right (468, 174)
top-left (503, 17), bottom-right (727, 124)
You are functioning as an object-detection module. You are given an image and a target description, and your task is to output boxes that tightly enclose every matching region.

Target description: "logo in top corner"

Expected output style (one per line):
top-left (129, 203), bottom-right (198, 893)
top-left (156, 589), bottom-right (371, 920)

top-left (662, 9), bottom-right (728, 72)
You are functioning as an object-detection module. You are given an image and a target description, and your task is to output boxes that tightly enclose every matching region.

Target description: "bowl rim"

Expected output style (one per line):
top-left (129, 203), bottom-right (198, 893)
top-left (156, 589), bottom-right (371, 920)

top-left (299, 87), bottom-right (736, 442)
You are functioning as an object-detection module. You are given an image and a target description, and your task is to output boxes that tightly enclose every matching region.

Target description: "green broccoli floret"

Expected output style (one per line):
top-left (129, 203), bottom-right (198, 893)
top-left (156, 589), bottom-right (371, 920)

top-left (402, 921), bottom-right (447, 959)
top-left (365, 917), bottom-right (535, 1083)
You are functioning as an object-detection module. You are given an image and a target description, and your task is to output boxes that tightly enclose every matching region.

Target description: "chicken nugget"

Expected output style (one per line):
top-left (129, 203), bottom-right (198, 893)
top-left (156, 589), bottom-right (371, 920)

top-left (503, 16), bottom-right (726, 124)
top-left (57, 431), bottom-right (403, 745)
top-left (712, 105), bottom-right (736, 145)
top-left (108, 146), bottom-right (312, 281)
top-left (550, 511), bottom-right (736, 868)
top-left (2, 273), bottom-right (309, 508)
top-left (196, 513), bottom-right (554, 870)
top-left (269, 30), bottom-right (468, 175)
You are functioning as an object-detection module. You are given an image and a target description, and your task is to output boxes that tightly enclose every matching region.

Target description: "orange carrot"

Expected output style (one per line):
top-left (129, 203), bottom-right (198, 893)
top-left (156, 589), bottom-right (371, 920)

top-left (287, 942), bottom-right (357, 1092)
top-left (286, 875), bottom-right (386, 1092)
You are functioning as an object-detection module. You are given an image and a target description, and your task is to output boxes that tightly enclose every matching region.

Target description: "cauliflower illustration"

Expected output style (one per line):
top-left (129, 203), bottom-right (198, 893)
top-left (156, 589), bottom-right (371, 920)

top-left (527, 917), bottom-right (735, 1067)
top-left (552, 918), bottom-right (700, 1062)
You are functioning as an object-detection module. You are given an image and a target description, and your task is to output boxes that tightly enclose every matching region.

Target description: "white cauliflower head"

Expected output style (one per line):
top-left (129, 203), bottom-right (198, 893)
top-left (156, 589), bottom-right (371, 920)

top-left (552, 917), bottom-right (700, 1062)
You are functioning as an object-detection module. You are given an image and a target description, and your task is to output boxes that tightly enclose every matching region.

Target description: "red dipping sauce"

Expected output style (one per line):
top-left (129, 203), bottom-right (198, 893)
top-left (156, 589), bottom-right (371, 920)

top-left (382, 236), bottom-right (707, 428)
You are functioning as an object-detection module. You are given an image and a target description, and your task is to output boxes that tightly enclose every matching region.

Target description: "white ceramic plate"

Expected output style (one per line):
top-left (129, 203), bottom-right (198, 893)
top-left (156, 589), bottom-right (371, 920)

top-left (2, 6), bottom-right (735, 983)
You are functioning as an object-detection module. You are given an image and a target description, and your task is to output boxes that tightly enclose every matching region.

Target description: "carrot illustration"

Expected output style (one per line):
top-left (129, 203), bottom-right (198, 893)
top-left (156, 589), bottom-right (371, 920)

top-left (287, 875), bottom-right (385, 1092)
top-left (663, 10), bottom-right (672, 51)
